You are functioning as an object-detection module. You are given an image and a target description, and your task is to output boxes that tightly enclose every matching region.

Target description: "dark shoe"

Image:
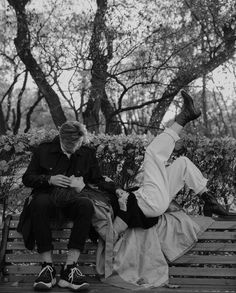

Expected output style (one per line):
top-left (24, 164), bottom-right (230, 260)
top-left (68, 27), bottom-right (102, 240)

top-left (58, 263), bottom-right (89, 291)
top-left (175, 90), bottom-right (201, 126)
top-left (202, 192), bottom-right (236, 217)
top-left (33, 262), bottom-right (56, 291)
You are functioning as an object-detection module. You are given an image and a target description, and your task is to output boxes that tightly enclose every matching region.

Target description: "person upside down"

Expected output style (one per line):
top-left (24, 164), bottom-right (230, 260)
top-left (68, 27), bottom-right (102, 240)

top-left (112, 90), bottom-right (236, 241)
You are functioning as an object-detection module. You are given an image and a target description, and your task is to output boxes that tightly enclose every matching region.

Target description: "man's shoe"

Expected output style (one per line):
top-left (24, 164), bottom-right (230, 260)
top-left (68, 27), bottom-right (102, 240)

top-left (175, 90), bottom-right (201, 126)
top-left (33, 262), bottom-right (56, 291)
top-left (58, 263), bottom-right (89, 291)
top-left (202, 192), bottom-right (236, 217)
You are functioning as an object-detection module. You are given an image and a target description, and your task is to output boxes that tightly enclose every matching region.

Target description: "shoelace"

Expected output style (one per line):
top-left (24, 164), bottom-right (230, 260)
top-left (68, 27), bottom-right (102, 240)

top-left (38, 265), bottom-right (54, 279)
top-left (68, 267), bottom-right (84, 282)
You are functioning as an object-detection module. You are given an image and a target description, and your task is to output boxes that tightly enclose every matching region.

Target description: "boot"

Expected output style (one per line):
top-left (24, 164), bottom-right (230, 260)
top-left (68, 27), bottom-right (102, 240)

top-left (201, 192), bottom-right (236, 217)
top-left (175, 90), bottom-right (201, 127)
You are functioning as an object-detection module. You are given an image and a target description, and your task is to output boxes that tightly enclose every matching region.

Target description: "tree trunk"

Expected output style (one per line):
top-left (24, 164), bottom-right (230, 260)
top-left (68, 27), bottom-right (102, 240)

top-left (24, 91), bottom-right (44, 133)
top-left (13, 70), bottom-right (28, 134)
top-left (84, 0), bottom-right (121, 134)
top-left (201, 74), bottom-right (210, 137)
top-left (101, 91), bottom-right (122, 134)
top-left (7, 0), bottom-right (67, 128)
top-left (0, 104), bottom-right (7, 135)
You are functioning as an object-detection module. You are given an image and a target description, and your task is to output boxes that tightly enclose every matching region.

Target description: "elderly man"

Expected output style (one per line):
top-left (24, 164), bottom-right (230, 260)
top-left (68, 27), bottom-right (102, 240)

top-left (18, 121), bottom-right (118, 291)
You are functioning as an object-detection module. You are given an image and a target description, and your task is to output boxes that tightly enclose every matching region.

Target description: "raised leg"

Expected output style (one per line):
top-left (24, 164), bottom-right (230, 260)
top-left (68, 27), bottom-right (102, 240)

top-left (135, 128), bottom-right (180, 217)
top-left (167, 156), bottom-right (208, 200)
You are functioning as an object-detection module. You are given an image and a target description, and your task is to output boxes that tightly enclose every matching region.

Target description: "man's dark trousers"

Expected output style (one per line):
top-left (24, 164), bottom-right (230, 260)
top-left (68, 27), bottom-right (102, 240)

top-left (30, 193), bottom-right (94, 253)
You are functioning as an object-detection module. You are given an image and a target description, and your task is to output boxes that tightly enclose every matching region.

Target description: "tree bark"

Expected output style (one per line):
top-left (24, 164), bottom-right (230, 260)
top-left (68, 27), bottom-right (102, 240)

top-left (13, 70), bottom-right (28, 134)
top-left (24, 90), bottom-right (44, 133)
top-left (84, 0), bottom-right (121, 134)
top-left (7, 0), bottom-right (67, 128)
top-left (201, 74), bottom-right (210, 137)
top-left (0, 104), bottom-right (7, 135)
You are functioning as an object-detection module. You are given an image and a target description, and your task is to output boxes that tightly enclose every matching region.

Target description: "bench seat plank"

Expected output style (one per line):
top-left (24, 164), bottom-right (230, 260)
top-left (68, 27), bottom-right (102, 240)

top-left (1, 282), bottom-right (236, 293)
top-left (8, 230), bottom-right (236, 240)
top-left (5, 253), bottom-right (96, 263)
top-left (169, 267), bottom-right (236, 277)
top-left (7, 241), bottom-right (236, 252)
top-left (6, 241), bottom-right (97, 251)
top-left (172, 255), bottom-right (236, 264)
top-left (190, 242), bottom-right (236, 251)
top-left (169, 277), bottom-right (236, 286)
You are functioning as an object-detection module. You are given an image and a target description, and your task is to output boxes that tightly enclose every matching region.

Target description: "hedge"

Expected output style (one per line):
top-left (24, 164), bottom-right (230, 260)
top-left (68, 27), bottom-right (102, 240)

top-left (0, 129), bottom-right (236, 217)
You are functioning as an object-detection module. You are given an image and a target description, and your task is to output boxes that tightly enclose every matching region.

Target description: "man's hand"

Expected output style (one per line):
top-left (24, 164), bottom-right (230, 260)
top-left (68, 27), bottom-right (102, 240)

top-left (70, 175), bottom-right (85, 193)
top-left (116, 188), bottom-right (129, 211)
top-left (116, 188), bottom-right (129, 198)
top-left (49, 175), bottom-right (71, 188)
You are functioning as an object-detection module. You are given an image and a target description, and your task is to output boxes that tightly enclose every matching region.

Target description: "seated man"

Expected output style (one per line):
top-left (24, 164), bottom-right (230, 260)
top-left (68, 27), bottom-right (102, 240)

top-left (17, 121), bottom-right (119, 292)
top-left (112, 91), bottom-right (236, 239)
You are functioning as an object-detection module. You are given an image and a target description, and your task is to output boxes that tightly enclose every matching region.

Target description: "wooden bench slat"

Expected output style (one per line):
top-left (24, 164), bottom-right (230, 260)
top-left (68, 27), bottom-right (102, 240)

top-left (6, 254), bottom-right (96, 263)
top-left (172, 255), bottom-right (236, 264)
top-left (209, 221), bottom-right (236, 229)
top-left (9, 230), bottom-right (236, 240)
top-left (10, 230), bottom-right (236, 240)
top-left (6, 241), bottom-right (97, 251)
top-left (198, 231), bottom-right (236, 240)
top-left (9, 217), bottom-right (236, 229)
top-left (8, 265), bottom-right (236, 278)
top-left (8, 230), bottom-right (72, 239)
top-left (190, 242), bottom-right (236, 251)
top-left (169, 277), bottom-right (236, 286)
top-left (10, 220), bottom-right (74, 229)
top-left (4, 264), bottom-right (96, 275)
top-left (8, 241), bottom-right (236, 252)
top-left (3, 275), bottom-right (100, 284)
top-left (169, 267), bottom-right (236, 277)
top-left (9, 219), bottom-right (236, 230)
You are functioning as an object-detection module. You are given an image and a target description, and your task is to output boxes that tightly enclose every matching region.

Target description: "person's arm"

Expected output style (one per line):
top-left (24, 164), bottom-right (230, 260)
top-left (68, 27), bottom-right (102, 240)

top-left (22, 147), bottom-right (51, 189)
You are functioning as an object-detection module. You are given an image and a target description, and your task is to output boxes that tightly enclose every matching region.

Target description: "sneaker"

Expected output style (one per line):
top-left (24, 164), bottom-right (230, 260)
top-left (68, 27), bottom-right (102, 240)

top-left (33, 262), bottom-right (56, 291)
top-left (58, 263), bottom-right (89, 291)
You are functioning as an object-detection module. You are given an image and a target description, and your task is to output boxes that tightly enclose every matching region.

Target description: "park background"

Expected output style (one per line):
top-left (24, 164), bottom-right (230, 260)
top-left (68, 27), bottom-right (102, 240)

top-left (0, 0), bottom-right (236, 222)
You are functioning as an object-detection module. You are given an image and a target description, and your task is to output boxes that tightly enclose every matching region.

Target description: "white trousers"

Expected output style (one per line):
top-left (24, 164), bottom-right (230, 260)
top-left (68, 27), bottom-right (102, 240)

top-left (135, 128), bottom-right (208, 217)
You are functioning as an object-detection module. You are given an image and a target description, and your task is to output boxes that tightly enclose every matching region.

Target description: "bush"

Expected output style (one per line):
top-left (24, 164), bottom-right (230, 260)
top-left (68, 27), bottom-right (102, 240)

top-left (0, 130), bottom-right (235, 217)
top-left (179, 134), bottom-right (236, 213)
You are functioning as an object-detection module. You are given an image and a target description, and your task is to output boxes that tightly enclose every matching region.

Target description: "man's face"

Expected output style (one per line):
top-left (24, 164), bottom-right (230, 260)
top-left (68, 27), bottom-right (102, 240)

top-left (60, 137), bottom-right (83, 154)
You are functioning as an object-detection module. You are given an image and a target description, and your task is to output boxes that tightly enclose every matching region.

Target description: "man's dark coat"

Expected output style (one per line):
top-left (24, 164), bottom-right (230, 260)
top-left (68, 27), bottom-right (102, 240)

top-left (17, 136), bottom-right (117, 250)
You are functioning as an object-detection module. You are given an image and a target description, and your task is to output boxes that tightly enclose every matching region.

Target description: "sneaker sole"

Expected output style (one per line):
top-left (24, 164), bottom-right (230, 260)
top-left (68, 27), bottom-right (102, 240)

top-left (33, 278), bottom-right (56, 291)
top-left (58, 279), bottom-right (90, 291)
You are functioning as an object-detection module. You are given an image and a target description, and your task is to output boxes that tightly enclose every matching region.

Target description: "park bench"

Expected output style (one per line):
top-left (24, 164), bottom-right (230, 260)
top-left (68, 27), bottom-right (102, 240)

top-left (0, 214), bottom-right (236, 293)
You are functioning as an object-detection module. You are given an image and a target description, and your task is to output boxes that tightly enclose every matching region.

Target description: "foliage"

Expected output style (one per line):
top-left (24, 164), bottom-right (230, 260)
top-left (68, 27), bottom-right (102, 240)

top-left (0, 130), bottom-right (236, 218)
top-left (174, 133), bottom-right (236, 214)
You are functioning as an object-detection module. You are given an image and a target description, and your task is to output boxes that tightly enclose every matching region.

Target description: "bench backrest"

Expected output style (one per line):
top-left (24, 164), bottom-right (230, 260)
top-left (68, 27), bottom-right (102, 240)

top-left (1, 215), bottom-right (236, 288)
